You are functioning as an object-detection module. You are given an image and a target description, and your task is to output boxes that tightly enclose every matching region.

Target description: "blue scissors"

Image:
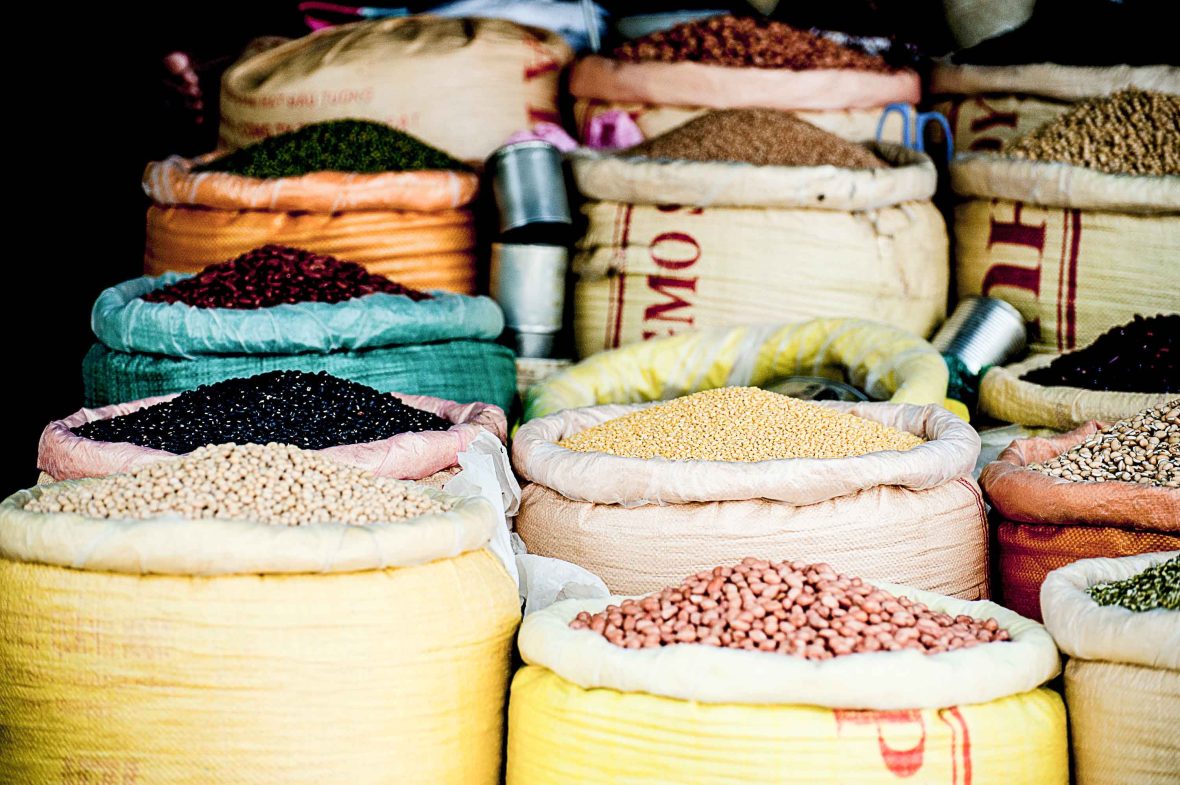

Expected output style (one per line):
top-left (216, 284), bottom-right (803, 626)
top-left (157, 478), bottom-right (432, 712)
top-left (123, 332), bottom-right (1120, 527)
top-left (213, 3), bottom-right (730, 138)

top-left (876, 103), bottom-right (953, 165)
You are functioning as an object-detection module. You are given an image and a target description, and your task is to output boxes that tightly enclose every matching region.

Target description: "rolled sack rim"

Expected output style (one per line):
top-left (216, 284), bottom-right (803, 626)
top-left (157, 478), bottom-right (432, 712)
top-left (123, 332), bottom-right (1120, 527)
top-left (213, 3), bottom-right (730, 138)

top-left (929, 62), bottom-right (1180, 101)
top-left (569, 55), bottom-right (921, 110)
top-left (0, 483), bottom-right (498, 576)
top-left (979, 421), bottom-right (1180, 530)
top-left (950, 153), bottom-right (1180, 213)
top-left (1040, 550), bottom-right (1180, 670)
top-left (568, 143), bottom-right (937, 210)
top-left (518, 583), bottom-right (1060, 710)
top-left (513, 400), bottom-right (980, 506)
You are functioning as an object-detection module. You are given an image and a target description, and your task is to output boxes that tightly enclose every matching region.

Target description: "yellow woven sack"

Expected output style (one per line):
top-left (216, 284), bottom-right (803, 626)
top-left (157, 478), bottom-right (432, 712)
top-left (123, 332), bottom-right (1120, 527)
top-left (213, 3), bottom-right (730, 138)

top-left (951, 155), bottom-right (1180, 354)
top-left (508, 587), bottom-right (1067, 785)
top-left (0, 483), bottom-right (520, 785)
top-left (523, 319), bottom-right (957, 422)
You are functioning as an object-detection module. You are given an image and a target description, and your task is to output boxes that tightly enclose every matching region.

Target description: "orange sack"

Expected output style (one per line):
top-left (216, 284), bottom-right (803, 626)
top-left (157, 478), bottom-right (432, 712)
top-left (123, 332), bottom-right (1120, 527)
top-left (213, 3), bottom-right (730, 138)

top-left (142, 155), bottom-right (481, 294)
top-left (979, 423), bottom-right (1180, 621)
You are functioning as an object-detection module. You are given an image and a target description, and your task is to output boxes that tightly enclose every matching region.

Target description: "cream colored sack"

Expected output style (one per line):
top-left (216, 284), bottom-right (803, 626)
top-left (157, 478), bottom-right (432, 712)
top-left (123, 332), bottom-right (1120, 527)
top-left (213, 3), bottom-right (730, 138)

top-left (980, 354), bottom-right (1177, 430)
top-left (572, 98), bottom-right (910, 144)
top-left (513, 402), bottom-right (988, 597)
top-left (952, 155), bottom-right (1180, 354)
top-left (219, 17), bottom-right (573, 161)
top-left (1040, 552), bottom-right (1180, 785)
top-left (0, 484), bottom-right (520, 784)
top-left (929, 64), bottom-right (1180, 153)
top-left (508, 590), bottom-right (1066, 785)
top-left (574, 199), bottom-right (947, 356)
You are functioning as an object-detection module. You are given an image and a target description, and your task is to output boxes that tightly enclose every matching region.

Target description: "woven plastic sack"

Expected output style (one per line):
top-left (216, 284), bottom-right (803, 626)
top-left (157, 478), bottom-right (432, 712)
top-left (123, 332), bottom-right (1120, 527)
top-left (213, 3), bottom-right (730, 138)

top-left (951, 155), bottom-right (1180, 354)
top-left (524, 319), bottom-right (953, 422)
top-left (144, 154), bottom-right (479, 213)
top-left (94, 273), bottom-right (504, 358)
top-left (82, 340), bottom-right (518, 414)
top-left (513, 402), bottom-right (988, 597)
top-left (572, 98), bottom-right (910, 144)
top-left (0, 483), bottom-right (520, 784)
top-left (38, 392), bottom-right (507, 482)
top-left (145, 205), bottom-right (478, 294)
top-left (980, 354), bottom-right (1176, 430)
top-left (219, 17), bottom-right (573, 162)
top-left (508, 588), bottom-right (1065, 785)
top-left (1040, 552), bottom-right (1180, 785)
top-left (979, 424), bottom-right (1180, 621)
top-left (930, 64), bottom-right (1180, 153)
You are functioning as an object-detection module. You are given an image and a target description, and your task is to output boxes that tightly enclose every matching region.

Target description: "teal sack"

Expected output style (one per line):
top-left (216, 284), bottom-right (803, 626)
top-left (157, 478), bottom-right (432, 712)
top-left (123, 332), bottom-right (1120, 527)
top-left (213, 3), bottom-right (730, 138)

top-left (83, 341), bottom-right (518, 413)
top-left (92, 274), bottom-right (505, 358)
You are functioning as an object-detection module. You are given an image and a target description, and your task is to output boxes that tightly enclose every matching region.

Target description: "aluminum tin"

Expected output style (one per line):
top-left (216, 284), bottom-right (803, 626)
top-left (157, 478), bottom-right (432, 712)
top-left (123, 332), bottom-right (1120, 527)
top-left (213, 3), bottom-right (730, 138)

top-left (490, 243), bottom-right (569, 358)
top-left (932, 296), bottom-right (1028, 376)
top-left (489, 140), bottom-right (571, 233)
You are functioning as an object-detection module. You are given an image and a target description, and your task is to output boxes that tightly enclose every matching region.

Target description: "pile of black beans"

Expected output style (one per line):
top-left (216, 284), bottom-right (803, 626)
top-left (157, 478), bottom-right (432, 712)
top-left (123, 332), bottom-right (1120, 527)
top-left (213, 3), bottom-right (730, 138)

top-left (73, 371), bottom-right (452, 453)
top-left (1022, 314), bottom-right (1178, 393)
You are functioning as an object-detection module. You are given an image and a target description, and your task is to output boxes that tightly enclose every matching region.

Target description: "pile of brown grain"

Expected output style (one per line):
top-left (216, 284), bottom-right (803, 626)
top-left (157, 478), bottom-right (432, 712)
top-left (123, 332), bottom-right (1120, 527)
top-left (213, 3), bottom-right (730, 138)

top-left (627, 110), bottom-right (886, 169)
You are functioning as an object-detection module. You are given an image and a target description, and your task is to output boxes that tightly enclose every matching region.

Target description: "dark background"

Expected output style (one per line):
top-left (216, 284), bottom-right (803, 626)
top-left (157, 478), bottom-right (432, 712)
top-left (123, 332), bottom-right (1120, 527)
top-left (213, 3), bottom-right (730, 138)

top-left (4, 1), bottom-right (1170, 494)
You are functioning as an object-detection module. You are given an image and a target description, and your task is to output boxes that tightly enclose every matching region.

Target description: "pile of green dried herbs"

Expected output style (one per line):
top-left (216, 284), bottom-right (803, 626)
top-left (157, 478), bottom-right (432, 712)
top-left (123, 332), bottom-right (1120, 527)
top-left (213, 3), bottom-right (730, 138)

top-left (1088, 556), bottom-right (1179, 612)
top-left (196, 119), bottom-right (468, 178)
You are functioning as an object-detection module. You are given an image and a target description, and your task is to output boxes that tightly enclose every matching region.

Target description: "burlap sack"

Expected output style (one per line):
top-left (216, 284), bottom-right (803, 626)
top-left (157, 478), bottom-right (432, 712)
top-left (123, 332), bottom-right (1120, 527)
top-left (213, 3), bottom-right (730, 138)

top-left (1040, 552), bottom-right (1180, 785)
top-left (38, 392), bottom-right (507, 482)
top-left (145, 205), bottom-right (477, 293)
top-left (219, 17), bottom-right (572, 162)
top-left (572, 98), bottom-right (910, 144)
top-left (979, 425), bottom-right (1180, 620)
top-left (980, 354), bottom-right (1177, 430)
top-left (929, 64), bottom-right (1180, 153)
top-left (513, 402), bottom-right (987, 597)
top-left (951, 155), bottom-right (1180, 354)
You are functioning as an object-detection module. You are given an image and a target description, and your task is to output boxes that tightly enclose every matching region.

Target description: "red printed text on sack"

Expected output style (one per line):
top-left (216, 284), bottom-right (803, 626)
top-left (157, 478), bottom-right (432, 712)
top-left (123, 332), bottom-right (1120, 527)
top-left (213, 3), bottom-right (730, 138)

top-left (981, 199), bottom-right (1046, 305)
top-left (834, 709), bottom-right (927, 777)
top-left (642, 225), bottom-right (702, 340)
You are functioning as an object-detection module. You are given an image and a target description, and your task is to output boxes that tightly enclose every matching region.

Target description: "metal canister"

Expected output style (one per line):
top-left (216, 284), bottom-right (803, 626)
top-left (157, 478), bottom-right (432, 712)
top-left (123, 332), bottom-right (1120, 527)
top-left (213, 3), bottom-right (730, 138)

top-left (489, 141), bottom-right (572, 234)
top-left (932, 296), bottom-right (1028, 376)
top-left (490, 243), bottom-right (569, 358)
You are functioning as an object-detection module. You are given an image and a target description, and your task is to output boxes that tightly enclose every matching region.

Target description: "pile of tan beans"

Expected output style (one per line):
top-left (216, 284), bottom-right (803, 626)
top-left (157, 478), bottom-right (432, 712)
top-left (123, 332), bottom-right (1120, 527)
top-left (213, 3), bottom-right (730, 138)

top-left (26, 443), bottom-right (452, 526)
top-left (1005, 89), bottom-right (1180, 176)
top-left (558, 387), bottom-right (923, 462)
top-left (1029, 401), bottom-right (1180, 487)
top-left (571, 557), bottom-right (1009, 659)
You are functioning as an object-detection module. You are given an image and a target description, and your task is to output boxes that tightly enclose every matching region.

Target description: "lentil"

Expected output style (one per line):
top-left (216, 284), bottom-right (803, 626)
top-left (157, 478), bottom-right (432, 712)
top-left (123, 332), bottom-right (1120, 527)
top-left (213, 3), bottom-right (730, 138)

top-left (195, 119), bottom-right (468, 178)
top-left (26, 443), bottom-right (451, 526)
top-left (558, 387), bottom-right (922, 461)
top-left (614, 15), bottom-right (893, 72)
top-left (1004, 89), bottom-right (1180, 176)
top-left (1020, 314), bottom-right (1178, 393)
top-left (141, 245), bottom-right (431, 308)
top-left (571, 557), bottom-right (1009, 658)
top-left (628, 109), bottom-right (886, 168)
top-left (1088, 556), bottom-right (1180, 612)
top-left (1028, 401), bottom-right (1180, 487)
top-left (72, 370), bottom-right (451, 453)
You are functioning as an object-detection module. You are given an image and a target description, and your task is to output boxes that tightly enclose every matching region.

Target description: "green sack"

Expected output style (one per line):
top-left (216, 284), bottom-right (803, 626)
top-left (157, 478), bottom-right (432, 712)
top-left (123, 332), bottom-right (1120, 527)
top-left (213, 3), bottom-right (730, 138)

top-left (92, 274), bottom-right (505, 358)
top-left (83, 341), bottom-right (517, 413)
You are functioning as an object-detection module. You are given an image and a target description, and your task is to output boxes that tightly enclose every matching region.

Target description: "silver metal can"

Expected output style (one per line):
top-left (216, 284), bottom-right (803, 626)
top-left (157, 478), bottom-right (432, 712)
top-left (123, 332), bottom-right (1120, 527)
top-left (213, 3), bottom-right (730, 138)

top-left (490, 243), bottom-right (569, 358)
top-left (932, 296), bottom-right (1028, 376)
top-left (489, 140), bottom-right (572, 233)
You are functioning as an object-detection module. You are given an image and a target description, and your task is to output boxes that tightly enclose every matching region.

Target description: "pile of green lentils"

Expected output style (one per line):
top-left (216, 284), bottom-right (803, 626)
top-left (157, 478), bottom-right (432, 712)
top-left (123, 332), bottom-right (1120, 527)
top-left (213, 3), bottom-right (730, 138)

top-left (1088, 556), bottom-right (1179, 612)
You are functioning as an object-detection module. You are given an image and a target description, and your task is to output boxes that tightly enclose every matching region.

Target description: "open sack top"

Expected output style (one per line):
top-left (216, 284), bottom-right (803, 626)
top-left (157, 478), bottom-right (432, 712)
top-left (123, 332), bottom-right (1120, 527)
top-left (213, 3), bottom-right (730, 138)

top-left (570, 55), bottom-right (919, 112)
top-left (92, 274), bottom-right (505, 358)
top-left (980, 354), bottom-right (1177, 431)
top-left (519, 584), bottom-right (1059, 710)
top-left (930, 62), bottom-right (1180, 102)
top-left (143, 153), bottom-right (480, 213)
top-left (524, 320), bottom-right (952, 421)
top-left (0, 483), bottom-right (496, 577)
top-left (1040, 551), bottom-right (1179, 670)
top-left (979, 423), bottom-right (1180, 530)
top-left (951, 153), bottom-right (1180, 213)
top-left (570, 142), bottom-right (936, 210)
top-left (38, 392), bottom-right (508, 482)
top-left (514, 401), bottom-right (979, 506)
